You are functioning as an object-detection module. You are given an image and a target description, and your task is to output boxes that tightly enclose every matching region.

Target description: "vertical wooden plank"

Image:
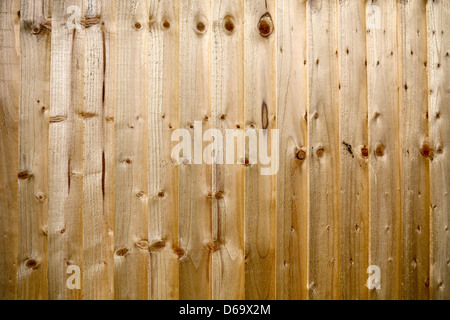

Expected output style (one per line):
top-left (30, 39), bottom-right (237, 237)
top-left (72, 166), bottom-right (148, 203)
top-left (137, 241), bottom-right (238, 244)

top-left (427, 0), bottom-right (450, 300)
top-left (366, 0), bottom-right (401, 300)
top-left (244, 0), bottom-right (277, 300)
top-left (48, 0), bottom-right (84, 300)
top-left (276, 0), bottom-right (308, 300)
top-left (0, 0), bottom-right (20, 300)
top-left (178, 0), bottom-right (212, 300)
top-left (306, 0), bottom-right (340, 300)
top-left (400, 0), bottom-right (430, 300)
top-left (114, 0), bottom-right (149, 300)
top-left (82, 0), bottom-right (114, 300)
top-left (339, 0), bottom-right (369, 300)
top-left (211, 0), bottom-right (245, 300)
top-left (18, 0), bottom-right (51, 300)
top-left (148, 0), bottom-right (179, 300)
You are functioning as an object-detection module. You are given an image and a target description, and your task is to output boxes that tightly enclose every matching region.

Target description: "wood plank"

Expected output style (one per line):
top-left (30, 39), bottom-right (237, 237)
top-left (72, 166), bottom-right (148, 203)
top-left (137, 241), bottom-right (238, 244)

top-left (148, 0), bottom-right (179, 300)
top-left (48, 0), bottom-right (84, 300)
top-left (17, 0), bottom-right (51, 300)
top-left (0, 0), bottom-right (20, 300)
top-left (306, 0), bottom-right (340, 300)
top-left (211, 0), bottom-right (245, 300)
top-left (338, 0), bottom-right (369, 300)
top-left (276, 0), bottom-right (308, 300)
top-left (366, 0), bottom-right (401, 300)
top-left (114, 0), bottom-right (149, 300)
top-left (178, 0), bottom-right (212, 300)
top-left (400, 0), bottom-right (430, 300)
top-left (427, 0), bottom-right (450, 300)
top-left (82, 0), bottom-right (114, 300)
top-left (244, 0), bottom-right (277, 300)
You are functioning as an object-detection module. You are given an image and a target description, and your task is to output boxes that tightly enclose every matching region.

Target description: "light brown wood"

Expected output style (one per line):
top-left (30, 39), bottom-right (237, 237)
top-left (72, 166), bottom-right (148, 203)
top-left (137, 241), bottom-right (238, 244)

top-left (211, 0), bottom-right (245, 300)
top-left (114, 0), bottom-right (149, 300)
top-left (18, 0), bottom-right (51, 300)
top-left (0, 0), bottom-right (20, 300)
top-left (427, 0), bottom-right (450, 300)
top-left (307, 0), bottom-right (340, 300)
top-left (148, 0), bottom-right (179, 300)
top-left (276, 0), bottom-right (308, 300)
top-left (82, 0), bottom-right (114, 300)
top-left (366, 0), bottom-right (401, 300)
top-left (400, 0), bottom-right (430, 300)
top-left (244, 0), bottom-right (277, 300)
top-left (48, 0), bottom-right (84, 300)
top-left (338, 0), bottom-right (369, 300)
top-left (178, 0), bottom-right (212, 300)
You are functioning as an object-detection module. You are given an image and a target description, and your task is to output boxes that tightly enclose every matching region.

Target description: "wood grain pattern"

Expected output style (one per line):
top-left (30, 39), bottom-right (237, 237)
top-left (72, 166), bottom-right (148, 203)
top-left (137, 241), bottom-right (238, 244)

top-left (338, 0), bottom-right (369, 300)
top-left (178, 0), bottom-right (212, 300)
top-left (366, 0), bottom-right (401, 300)
top-left (307, 0), bottom-right (340, 300)
top-left (114, 0), bottom-right (149, 300)
top-left (244, 0), bottom-right (277, 300)
top-left (276, 0), bottom-right (308, 301)
top-left (211, 0), bottom-right (245, 300)
top-left (0, 0), bottom-right (20, 300)
top-left (400, 0), bottom-right (430, 300)
top-left (18, 0), bottom-right (51, 300)
top-left (427, 0), bottom-right (450, 300)
top-left (148, 0), bottom-right (179, 300)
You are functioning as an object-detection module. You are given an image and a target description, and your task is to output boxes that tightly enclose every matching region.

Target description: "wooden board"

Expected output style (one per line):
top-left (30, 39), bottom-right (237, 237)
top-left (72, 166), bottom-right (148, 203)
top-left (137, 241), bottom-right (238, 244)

top-left (0, 0), bottom-right (20, 300)
top-left (307, 0), bottom-right (340, 300)
top-left (211, 0), bottom-right (245, 300)
top-left (17, 0), bottom-right (51, 300)
top-left (178, 0), bottom-right (212, 300)
top-left (244, 0), bottom-right (277, 300)
top-left (148, 0), bottom-right (179, 300)
top-left (400, 0), bottom-right (430, 300)
top-left (366, 0), bottom-right (401, 300)
top-left (114, 0), bottom-right (149, 300)
top-left (276, 0), bottom-right (308, 300)
top-left (427, 0), bottom-right (450, 300)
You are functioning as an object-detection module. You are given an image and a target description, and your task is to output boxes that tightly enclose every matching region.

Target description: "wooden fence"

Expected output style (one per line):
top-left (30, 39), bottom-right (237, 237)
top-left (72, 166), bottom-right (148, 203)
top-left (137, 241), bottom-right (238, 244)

top-left (0, 0), bottom-right (449, 300)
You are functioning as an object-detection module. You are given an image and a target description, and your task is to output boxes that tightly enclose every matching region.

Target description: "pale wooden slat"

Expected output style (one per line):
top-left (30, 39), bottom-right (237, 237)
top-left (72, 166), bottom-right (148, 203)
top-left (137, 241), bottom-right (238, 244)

top-left (276, 0), bottom-right (308, 300)
top-left (178, 0), bottom-right (212, 300)
top-left (48, 0), bottom-right (84, 300)
top-left (306, 0), bottom-right (340, 300)
top-left (18, 0), bottom-right (51, 300)
top-left (211, 0), bottom-right (245, 300)
top-left (244, 0), bottom-right (277, 300)
top-left (366, 0), bottom-right (401, 300)
top-left (82, 0), bottom-right (114, 300)
top-left (338, 0), bottom-right (369, 300)
top-left (0, 0), bottom-right (20, 300)
top-left (400, 0), bottom-right (430, 300)
top-left (148, 0), bottom-right (179, 300)
top-left (427, 0), bottom-right (450, 300)
top-left (114, 0), bottom-right (149, 300)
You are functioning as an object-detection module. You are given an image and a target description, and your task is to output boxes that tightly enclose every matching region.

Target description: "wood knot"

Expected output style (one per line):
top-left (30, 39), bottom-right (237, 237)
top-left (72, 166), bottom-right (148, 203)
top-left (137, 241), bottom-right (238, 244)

top-left (375, 144), bottom-right (385, 157)
top-left (214, 191), bottom-right (224, 200)
top-left (296, 149), bottom-right (307, 161)
top-left (135, 240), bottom-right (148, 250)
top-left (258, 12), bottom-right (273, 38)
top-left (421, 143), bottom-right (433, 159)
top-left (361, 147), bottom-right (369, 158)
top-left (18, 171), bottom-right (33, 180)
top-left (223, 16), bottom-right (235, 35)
top-left (174, 247), bottom-right (186, 259)
top-left (25, 259), bottom-right (39, 269)
top-left (162, 20), bottom-right (171, 30)
top-left (148, 240), bottom-right (166, 252)
top-left (194, 14), bottom-right (208, 35)
top-left (316, 147), bottom-right (325, 158)
top-left (134, 22), bottom-right (142, 30)
top-left (115, 248), bottom-right (129, 257)
top-left (207, 240), bottom-right (221, 252)
top-left (35, 192), bottom-right (47, 203)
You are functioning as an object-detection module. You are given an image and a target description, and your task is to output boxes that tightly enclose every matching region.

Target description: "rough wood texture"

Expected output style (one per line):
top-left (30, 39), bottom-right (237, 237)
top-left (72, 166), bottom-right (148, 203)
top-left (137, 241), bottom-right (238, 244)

top-left (366, 0), bottom-right (401, 300)
top-left (0, 0), bottom-right (20, 300)
top-left (148, 0), bottom-right (179, 300)
top-left (400, 0), bottom-right (430, 300)
top-left (18, 0), bottom-right (51, 300)
top-left (307, 0), bottom-right (340, 300)
top-left (178, 0), bottom-right (212, 300)
top-left (338, 0), bottom-right (369, 300)
top-left (276, 0), bottom-right (308, 301)
top-left (212, 0), bottom-right (245, 300)
top-left (244, 0), bottom-right (277, 300)
top-left (427, 0), bottom-right (450, 300)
